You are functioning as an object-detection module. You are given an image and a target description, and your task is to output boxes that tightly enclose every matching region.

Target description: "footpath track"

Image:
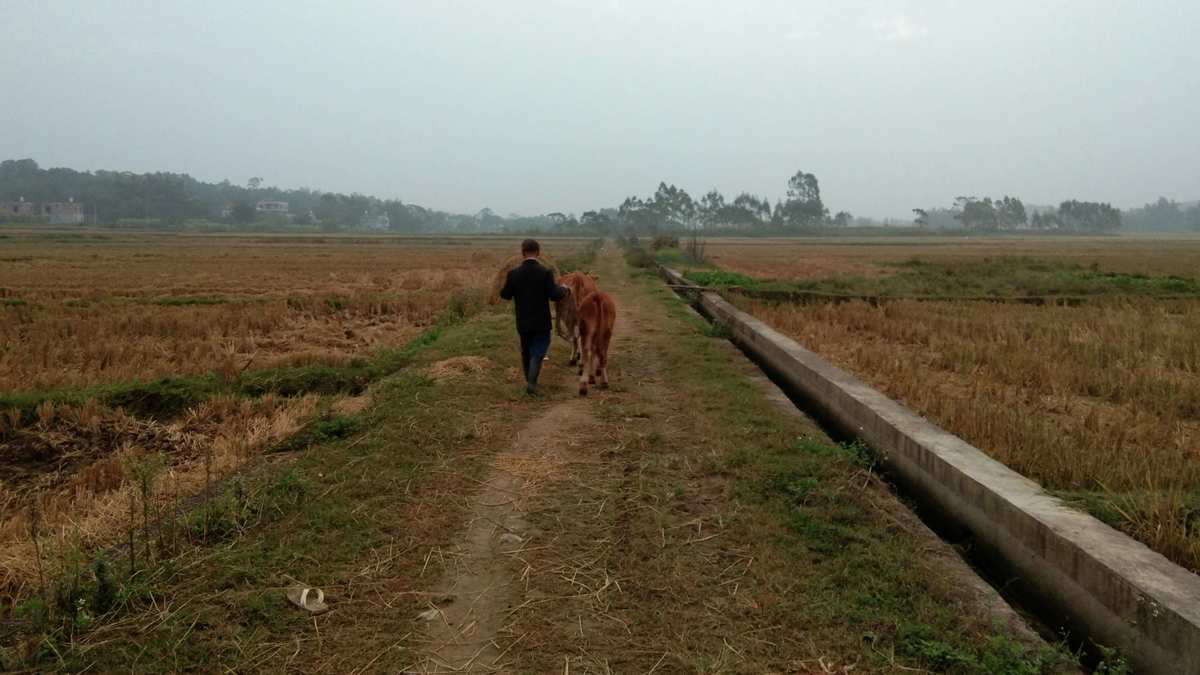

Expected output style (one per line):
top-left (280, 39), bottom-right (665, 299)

top-left (72, 247), bottom-right (1068, 673)
top-left (399, 248), bottom-right (1055, 673)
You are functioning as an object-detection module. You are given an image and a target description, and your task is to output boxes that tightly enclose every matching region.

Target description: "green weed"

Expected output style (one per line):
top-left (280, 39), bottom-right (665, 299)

top-left (653, 246), bottom-right (714, 269)
top-left (558, 238), bottom-right (604, 272)
top-left (1093, 644), bottom-right (1132, 675)
top-left (684, 269), bottom-right (759, 287)
top-left (702, 321), bottom-right (732, 339)
top-left (623, 245), bottom-right (657, 269)
top-left (900, 622), bottom-right (1072, 674)
top-left (799, 257), bottom-right (1200, 299)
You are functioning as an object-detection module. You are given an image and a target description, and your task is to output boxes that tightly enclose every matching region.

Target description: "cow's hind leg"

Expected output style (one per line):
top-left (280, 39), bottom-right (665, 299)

top-left (586, 328), bottom-right (597, 384)
top-left (597, 330), bottom-right (611, 388)
top-left (578, 330), bottom-right (591, 396)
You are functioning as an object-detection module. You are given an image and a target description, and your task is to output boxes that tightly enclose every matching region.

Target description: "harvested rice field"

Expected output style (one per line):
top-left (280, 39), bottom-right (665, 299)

top-left (0, 233), bottom-right (555, 391)
top-left (702, 235), bottom-right (1200, 572)
top-left (708, 235), bottom-right (1200, 283)
top-left (0, 231), bottom-right (585, 605)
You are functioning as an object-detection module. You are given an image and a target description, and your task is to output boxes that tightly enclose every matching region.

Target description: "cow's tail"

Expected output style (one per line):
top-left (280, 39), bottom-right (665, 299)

top-left (598, 294), bottom-right (614, 351)
top-left (595, 294), bottom-right (609, 339)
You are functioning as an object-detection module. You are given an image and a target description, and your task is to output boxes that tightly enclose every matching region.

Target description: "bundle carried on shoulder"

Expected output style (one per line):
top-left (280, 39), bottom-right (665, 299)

top-left (488, 252), bottom-right (560, 304)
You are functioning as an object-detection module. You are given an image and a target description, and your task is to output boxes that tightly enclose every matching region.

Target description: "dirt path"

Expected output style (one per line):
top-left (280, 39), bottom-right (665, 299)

top-left (401, 246), bottom-right (1047, 673)
top-left (409, 247), bottom-right (694, 673)
top-left (411, 400), bottom-right (594, 673)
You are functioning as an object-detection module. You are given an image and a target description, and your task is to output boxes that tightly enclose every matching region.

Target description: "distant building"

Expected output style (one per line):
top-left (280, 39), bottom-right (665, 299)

top-left (44, 200), bottom-right (84, 224)
top-left (363, 212), bottom-right (390, 231)
top-left (256, 201), bottom-right (289, 214)
top-left (0, 197), bottom-right (84, 223)
top-left (0, 198), bottom-right (37, 218)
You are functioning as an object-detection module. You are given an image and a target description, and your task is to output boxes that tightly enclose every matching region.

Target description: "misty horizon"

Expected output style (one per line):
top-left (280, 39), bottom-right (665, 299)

top-left (3, 1), bottom-right (1199, 219)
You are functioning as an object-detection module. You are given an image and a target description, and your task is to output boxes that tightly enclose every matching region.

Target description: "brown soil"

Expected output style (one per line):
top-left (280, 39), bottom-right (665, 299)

top-left (0, 412), bottom-right (203, 496)
top-left (411, 400), bottom-right (592, 672)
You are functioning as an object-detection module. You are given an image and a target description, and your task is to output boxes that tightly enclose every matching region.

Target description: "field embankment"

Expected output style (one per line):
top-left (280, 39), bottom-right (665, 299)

top-left (680, 236), bottom-right (1200, 573)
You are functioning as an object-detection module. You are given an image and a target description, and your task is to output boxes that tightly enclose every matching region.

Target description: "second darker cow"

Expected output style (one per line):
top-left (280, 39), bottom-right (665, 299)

top-left (555, 271), bottom-right (599, 366)
top-left (575, 289), bottom-right (616, 396)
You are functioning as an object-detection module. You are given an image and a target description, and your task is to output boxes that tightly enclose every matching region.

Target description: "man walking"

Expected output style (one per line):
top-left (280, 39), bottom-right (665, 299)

top-left (499, 239), bottom-right (568, 394)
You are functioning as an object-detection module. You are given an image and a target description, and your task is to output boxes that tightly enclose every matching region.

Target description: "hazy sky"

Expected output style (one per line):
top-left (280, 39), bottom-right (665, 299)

top-left (3, 1), bottom-right (1198, 218)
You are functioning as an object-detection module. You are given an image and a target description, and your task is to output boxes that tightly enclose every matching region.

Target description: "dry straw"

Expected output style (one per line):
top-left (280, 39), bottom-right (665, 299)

top-left (737, 294), bottom-right (1200, 570)
top-left (488, 253), bottom-right (560, 304)
top-left (0, 237), bottom-right (586, 605)
top-left (0, 239), bottom-right (518, 391)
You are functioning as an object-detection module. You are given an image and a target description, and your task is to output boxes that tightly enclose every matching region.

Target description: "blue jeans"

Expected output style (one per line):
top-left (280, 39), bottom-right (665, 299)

top-left (519, 330), bottom-right (551, 382)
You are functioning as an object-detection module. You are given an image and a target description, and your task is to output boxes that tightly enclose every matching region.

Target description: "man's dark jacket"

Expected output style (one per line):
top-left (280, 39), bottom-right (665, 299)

top-left (500, 259), bottom-right (567, 333)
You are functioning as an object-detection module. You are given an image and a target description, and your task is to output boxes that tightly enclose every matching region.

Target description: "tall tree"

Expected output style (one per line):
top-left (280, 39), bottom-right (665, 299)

top-left (996, 196), bottom-right (1027, 228)
top-left (230, 201), bottom-right (256, 224)
top-left (954, 196), bottom-right (999, 229)
top-left (580, 210), bottom-right (613, 233)
top-left (618, 196), bottom-right (658, 229)
top-left (732, 193), bottom-right (771, 225)
top-left (781, 170), bottom-right (827, 227)
top-left (698, 189), bottom-right (726, 226)
top-left (1057, 200), bottom-right (1121, 231)
top-left (650, 182), bottom-right (697, 228)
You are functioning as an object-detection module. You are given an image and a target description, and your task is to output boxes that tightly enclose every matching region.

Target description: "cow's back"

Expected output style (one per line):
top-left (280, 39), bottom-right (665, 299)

top-left (555, 272), bottom-right (600, 340)
top-left (560, 272), bottom-right (598, 300)
top-left (578, 290), bottom-right (616, 339)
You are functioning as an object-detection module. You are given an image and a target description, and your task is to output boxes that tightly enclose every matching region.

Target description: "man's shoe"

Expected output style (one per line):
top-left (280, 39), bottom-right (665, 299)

top-left (526, 358), bottom-right (543, 395)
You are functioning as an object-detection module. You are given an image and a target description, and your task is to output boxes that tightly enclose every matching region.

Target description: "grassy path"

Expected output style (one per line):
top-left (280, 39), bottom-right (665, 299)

top-left (53, 246), bottom-right (1073, 673)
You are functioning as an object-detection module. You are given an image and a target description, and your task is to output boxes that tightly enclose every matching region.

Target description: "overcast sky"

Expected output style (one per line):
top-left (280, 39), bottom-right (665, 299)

top-left (3, 1), bottom-right (1198, 218)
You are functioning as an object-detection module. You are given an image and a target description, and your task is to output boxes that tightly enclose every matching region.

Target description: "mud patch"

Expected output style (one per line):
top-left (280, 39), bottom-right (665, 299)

top-left (0, 405), bottom-right (204, 496)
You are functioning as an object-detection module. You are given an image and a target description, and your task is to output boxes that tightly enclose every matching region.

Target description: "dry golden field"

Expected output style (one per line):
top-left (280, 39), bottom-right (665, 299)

top-left (0, 230), bottom-right (582, 604)
top-left (0, 233), bottom-right (543, 392)
top-left (714, 235), bottom-right (1200, 571)
top-left (708, 235), bottom-right (1200, 281)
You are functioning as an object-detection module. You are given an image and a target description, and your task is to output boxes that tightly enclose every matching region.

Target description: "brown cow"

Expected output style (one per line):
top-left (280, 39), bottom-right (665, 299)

top-left (575, 289), bottom-right (616, 396)
top-left (554, 272), bottom-right (599, 366)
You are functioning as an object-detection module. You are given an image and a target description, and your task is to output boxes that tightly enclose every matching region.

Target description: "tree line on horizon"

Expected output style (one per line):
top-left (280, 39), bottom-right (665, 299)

top-left (595, 170), bottom-right (851, 233)
top-left (0, 159), bottom-right (525, 233)
top-left (912, 195), bottom-right (1200, 233)
top-left (2, 158), bottom-right (1196, 234)
top-left (914, 196), bottom-right (1125, 232)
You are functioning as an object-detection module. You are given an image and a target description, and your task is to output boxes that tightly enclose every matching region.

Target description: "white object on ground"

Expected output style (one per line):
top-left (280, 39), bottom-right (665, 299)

top-left (286, 586), bottom-right (329, 613)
